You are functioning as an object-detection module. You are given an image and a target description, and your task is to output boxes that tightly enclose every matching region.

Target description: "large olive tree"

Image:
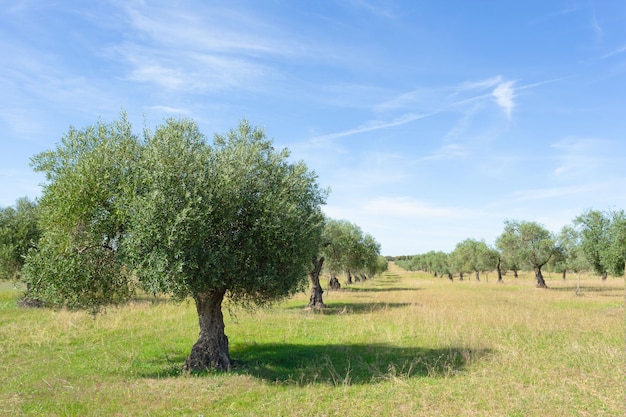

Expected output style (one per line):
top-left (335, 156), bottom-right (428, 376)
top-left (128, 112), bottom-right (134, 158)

top-left (24, 115), bottom-right (326, 372)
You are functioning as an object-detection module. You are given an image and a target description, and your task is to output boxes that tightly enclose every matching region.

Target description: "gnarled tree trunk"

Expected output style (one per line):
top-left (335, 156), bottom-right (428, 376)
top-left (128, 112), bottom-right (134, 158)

top-left (496, 258), bottom-right (503, 283)
top-left (183, 287), bottom-right (232, 372)
top-left (534, 265), bottom-right (548, 288)
top-left (475, 270), bottom-right (480, 281)
top-left (307, 256), bottom-right (325, 309)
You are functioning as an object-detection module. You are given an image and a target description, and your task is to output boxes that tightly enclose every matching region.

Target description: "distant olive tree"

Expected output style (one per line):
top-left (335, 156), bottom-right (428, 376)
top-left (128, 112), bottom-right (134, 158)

top-left (306, 218), bottom-right (383, 308)
top-left (574, 210), bottom-right (611, 280)
top-left (496, 220), bottom-right (559, 288)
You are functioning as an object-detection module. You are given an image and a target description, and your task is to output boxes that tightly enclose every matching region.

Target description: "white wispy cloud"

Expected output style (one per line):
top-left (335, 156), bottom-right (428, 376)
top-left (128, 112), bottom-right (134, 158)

top-left (590, 6), bottom-right (604, 41)
top-left (109, 2), bottom-right (311, 94)
top-left (311, 75), bottom-right (521, 145)
top-left (492, 81), bottom-right (516, 118)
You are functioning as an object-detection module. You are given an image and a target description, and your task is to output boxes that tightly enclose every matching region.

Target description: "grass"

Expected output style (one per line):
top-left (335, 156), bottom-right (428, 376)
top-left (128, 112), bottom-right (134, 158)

top-left (0, 265), bottom-right (624, 416)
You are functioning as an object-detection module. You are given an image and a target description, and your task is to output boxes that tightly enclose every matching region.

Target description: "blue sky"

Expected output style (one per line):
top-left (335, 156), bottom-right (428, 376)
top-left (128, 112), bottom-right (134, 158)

top-left (1, 1), bottom-right (625, 256)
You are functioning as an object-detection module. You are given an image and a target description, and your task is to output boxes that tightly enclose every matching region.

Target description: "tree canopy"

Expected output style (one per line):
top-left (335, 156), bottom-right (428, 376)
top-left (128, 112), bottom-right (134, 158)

top-left (23, 115), bottom-right (327, 371)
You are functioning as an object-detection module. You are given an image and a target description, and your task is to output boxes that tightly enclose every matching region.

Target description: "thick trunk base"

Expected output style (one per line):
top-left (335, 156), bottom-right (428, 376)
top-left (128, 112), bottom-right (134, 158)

top-left (183, 289), bottom-right (232, 372)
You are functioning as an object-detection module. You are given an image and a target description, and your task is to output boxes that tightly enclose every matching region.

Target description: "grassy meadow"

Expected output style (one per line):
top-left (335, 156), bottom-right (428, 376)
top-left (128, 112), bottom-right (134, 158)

top-left (1, 263), bottom-right (624, 416)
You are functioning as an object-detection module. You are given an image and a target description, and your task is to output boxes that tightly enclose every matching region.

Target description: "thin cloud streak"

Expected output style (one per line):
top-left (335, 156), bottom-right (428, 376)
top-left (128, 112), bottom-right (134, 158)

top-left (602, 45), bottom-right (626, 59)
top-left (309, 112), bottom-right (435, 142)
top-left (312, 76), bottom-right (521, 142)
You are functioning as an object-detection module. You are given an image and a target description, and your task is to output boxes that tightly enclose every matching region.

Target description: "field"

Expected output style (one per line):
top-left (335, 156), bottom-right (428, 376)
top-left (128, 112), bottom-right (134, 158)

top-left (1, 263), bottom-right (624, 416)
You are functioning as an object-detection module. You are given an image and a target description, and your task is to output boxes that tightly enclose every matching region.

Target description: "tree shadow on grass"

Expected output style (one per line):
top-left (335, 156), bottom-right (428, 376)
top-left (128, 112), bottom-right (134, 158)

top-left (139, 343), bottom-right (491, 384)
top-left (230, 343), bottom-right (491, 385)
top-left (286, 301), bottom-right (417, 315)
top-left (338, 286), bottom-right (420, 293)
top-left (549, 286), bottom-right (624, 296)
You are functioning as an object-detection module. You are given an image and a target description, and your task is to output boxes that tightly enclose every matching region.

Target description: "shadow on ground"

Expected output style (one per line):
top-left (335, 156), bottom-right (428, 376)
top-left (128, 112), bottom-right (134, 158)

top-left (338, 286), bottom-right (420, 293)
top-left (232, 343), bottom-right (490, 385)
top-left (139, 343), bottom-right (491, 385)
top-left (286, 301), bottom-right (416, 315)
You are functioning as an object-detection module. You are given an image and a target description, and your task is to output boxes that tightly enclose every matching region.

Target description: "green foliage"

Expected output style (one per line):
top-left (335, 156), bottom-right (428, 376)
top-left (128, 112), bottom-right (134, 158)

top-left (0, 197), bottom-right (40, 280)
top-left (550, 225), bottom-right (588, 275)
top-left (125, 118), bottom-right (327, 306)
top-left (450, 239), bottom-right (496, 279)
top-left (574, 210), bottom-right (611, 277)
top-left (496, 220), bottom-right (558, 270)
top-left (24, 115), bottom-right (327, 311)
top-left (24, 115), bottom-right (139, 309)
top-left (574, 209), bottom-right (625, 277)
top-left (604, 210), bottom-right (626, 276)
top-left (320, 218), bottom-right (382, 278)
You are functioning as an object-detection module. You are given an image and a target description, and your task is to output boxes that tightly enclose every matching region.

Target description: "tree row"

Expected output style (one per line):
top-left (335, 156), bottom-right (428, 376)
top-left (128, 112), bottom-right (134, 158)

top-left (396, 212), bottom-right (626, 287)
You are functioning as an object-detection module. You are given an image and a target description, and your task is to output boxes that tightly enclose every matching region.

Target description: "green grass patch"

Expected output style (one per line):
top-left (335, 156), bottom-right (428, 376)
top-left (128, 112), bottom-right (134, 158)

top-left (1, 265), bottom-right (624, 416)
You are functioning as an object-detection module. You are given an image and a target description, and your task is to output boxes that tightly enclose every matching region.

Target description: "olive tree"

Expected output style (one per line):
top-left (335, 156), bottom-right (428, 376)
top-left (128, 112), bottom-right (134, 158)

top-left (24, 116), bottom-right (326, 372)
top-left (496, 220), bottom-right (559, 288)
top-left (306, 217), bottom-right (383, 309)
top-left (574, 210), bottom-right (611, 280)
top-left (451, 239), bottom-right (495, 281)
top-left (589, 209), bottom-right (626, 277)
top-left (0, 197), bottom-right (40, 281)
top-left (551, 225), bottom-right (588, 280)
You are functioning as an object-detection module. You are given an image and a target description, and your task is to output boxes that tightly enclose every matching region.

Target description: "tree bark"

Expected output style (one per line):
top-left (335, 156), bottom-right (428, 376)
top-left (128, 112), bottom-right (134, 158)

top-left (513, 269), bottom-right (518, 278)
top-left (534, 265), bottom-right (548, 288)
top-left (475, 270), bottom-right (480, 281)
top-left (307, 256), bottom-right (325, 309)
top-left (496, 258), bottom-right (503, 283)
top-left (562, 270), bottom-right (566, 280)
top-left (601, 272), bottom-right (607, 281)
top-left (346, 270), bottom-right (353, 285)
top-left (459, 272), bottom-right (464, 281)
top-left (183, 287), bottom-right (232, 372)
top-left (447, 272), bottom-right (453, 281)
